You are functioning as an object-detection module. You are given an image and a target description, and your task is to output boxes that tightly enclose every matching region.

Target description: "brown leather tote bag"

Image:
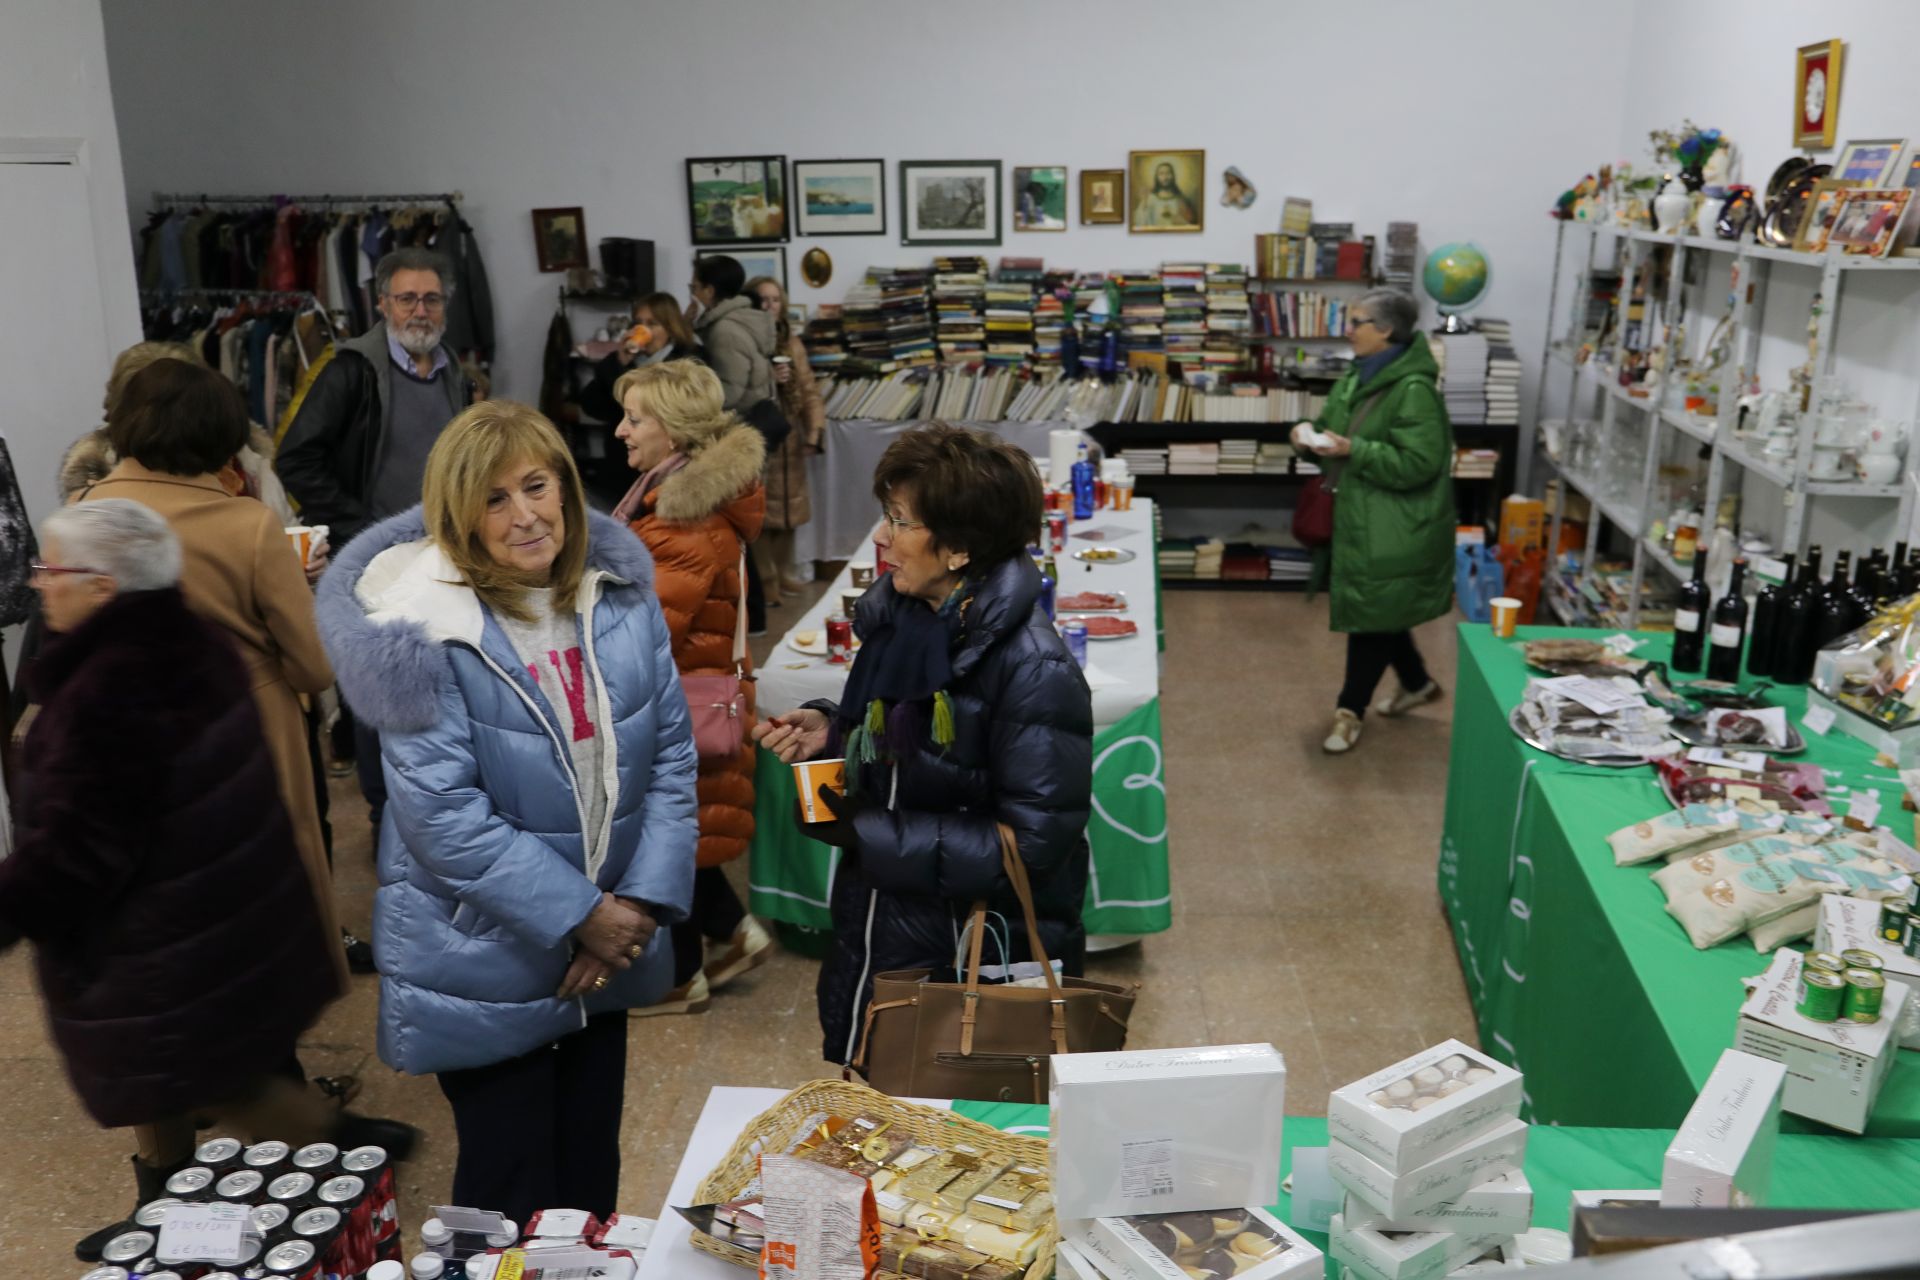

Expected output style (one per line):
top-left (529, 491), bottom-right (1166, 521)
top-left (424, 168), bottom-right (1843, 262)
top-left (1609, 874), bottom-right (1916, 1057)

top-left (851, 824), bottom-right (1139, 1103)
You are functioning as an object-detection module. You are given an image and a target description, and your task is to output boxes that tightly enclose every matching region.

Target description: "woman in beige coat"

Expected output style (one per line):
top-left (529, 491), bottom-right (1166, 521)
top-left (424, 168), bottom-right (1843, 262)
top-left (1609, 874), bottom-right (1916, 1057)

top-left (746, 276), bottom-right (826, 597)
top-left (81, 358), bottom-right (346, 991)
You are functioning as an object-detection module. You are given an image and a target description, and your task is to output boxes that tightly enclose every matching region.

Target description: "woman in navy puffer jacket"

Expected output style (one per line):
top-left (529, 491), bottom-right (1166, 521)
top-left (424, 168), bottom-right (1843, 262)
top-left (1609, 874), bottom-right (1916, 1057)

top-left (755, 424), bottom-right (1093, 1065)
top-left (317, 402), bottom-right (696, 1224)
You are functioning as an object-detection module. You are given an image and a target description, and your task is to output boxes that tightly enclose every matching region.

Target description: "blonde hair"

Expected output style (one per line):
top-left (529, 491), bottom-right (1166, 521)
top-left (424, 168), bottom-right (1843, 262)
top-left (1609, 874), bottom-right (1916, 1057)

top-left (612, 360), bottom-right (736, 451)
top-left (743, 275), bottom-right (791, 348)
top-left (105, 341), bottom-right (204, 418)
top-left (421, 400), bottom-right (589, 621)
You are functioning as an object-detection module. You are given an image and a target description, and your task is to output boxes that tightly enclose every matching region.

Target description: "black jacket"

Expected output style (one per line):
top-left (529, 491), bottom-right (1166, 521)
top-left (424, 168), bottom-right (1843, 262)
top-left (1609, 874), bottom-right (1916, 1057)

top-left (811, 554), bottom-right (1094, 1063)
top-left (0, 589), bottom-right (335, 1127)
top-left (577, 343), bottom-right (702, 425)
top-left (274, 323), bottom-right (470, 548)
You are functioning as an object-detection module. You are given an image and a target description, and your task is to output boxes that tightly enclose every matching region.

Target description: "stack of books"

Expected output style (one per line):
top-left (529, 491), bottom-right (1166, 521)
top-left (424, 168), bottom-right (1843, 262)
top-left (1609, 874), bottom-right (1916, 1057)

top-left (1217, 439), bottom-right (1257, 474)
top-left (1122, 446), bottom-right (1168, 475)
top-left (1385, 221), bottom-right (1419, 292)
top-left (1116, 271), bottom-right (1165, 361)
top-left (1160, 262), bottom-right (1208, 372)
top-left (1254, 290), bottom-right (1350, 339)
top-left (875, 267), bottom-right (936, 366)
top-left (1269, 546), bottom-right (1312, 582)
top-left (1308, 222), bottom-right (1355, 277)
top-left (1168, 441), bottom-right (1220, 475)
top-left (1480, 318), bottom-right (1520, 426)
top-left (1032, 289), bottom-right (1066, 369)
top-left (1157, 538), bottom-right (1198, 579)
top-left (1193, 539), bottom-right (1225, 579)
top-left (931, 257), bottom-right (987, 364)
top-left (801, 307), bottom-right (846, 373)
top-left (985, 264), bottom-right (1038, 368)
top-left (1203, 263), bottom-right (1251, 367)
top-left (1453, 447), bottom-right (1500, 478)
top-left (1435, 331), bottom-right (1490, 425)
top-left (1254, 232), bottom-right (1310, 280)
top-left (840, 281), bottom-right (891, 366)
top-left (1256, 441), bottom-right (1294, 475)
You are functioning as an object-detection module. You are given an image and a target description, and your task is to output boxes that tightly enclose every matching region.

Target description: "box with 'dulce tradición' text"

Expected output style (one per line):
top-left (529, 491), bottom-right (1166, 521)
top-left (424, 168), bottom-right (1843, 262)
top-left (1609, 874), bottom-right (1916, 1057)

top-left (1661, 1047), bottom-right (1786, 1209)
top-left (1326, 1038), bottom-right (1523, 1174)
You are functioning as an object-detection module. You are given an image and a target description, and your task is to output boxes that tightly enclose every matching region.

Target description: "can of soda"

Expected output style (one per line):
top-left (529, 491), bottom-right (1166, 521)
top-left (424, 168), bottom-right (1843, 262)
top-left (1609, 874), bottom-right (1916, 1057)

top-left (261, 1238), bottom-right (322, 1277)
top-left (1047, 513), bottom-right (1067, 554)
top-left (290, 1143), bottom-right (340, 1175)
top-left (293, 1206), bottom-right (342, 1239)
top-left (826, 614), bottom-right (853, 664)
top-left (342, 1146), bottom-right (398, 1259)
top-left (1061, 619), bottom-right (1088, 669)
top-left (78, 1268), bottom-right (131, 1280)
top-left (133, 1199), bottom-right (184, 1230)
top-left (243, 1140), bottom-right (291, 1173)
top-left (268, 1171), bottom-right (316, 1206)
top-left (252, 1202), bottom-right (293, 1236)
top-left (100, 1230), bottom-right (154, 1267)
top-left (215, 1169), bottom-right (265, 1201)
top-left (193, 1138), bottom-right (244, 1171)
top-left (164, 1167), bottom-right (216, 1201)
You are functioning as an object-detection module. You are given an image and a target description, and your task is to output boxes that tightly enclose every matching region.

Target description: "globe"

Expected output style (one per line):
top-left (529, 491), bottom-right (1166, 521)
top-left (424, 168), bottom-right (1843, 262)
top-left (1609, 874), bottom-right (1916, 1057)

top-left (1422, 242), bottom-right (1491, 315)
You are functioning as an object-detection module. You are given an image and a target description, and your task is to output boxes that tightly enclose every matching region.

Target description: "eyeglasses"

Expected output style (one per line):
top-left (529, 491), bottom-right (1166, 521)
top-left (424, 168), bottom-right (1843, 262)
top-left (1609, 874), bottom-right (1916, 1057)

top-left (386, 292), bottom-right (446, 313)
top-left (879, 509), bottom-right (927, 534)
top-left (29, 560), bottom-right (102, 578)
top-left (1348, 315), bottom-right (1379, 331)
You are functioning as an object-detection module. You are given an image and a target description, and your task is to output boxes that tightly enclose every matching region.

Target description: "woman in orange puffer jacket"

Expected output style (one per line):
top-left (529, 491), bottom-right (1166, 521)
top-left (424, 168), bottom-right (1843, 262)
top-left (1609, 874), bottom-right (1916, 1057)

top-left (611, 360), bottom-right (774, 1014)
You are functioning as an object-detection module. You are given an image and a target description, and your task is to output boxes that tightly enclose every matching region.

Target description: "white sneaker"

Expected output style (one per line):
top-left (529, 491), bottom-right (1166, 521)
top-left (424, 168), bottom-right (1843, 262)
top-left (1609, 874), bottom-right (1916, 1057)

top-left (630, 970), bottom-right (711, 1017)
top-left (1373, 681), bottom-right (1443, 718)
top-left (702, 915), bottom-right (774, 991)
top-left (1323, 709), bottom-right (1363, 754)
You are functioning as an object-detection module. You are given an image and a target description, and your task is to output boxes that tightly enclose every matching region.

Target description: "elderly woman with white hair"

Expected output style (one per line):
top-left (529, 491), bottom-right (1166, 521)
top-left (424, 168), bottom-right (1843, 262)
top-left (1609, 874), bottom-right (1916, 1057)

top-left (0, 499), bottom-right (339, 1261)
top-left (1295, 288), bottom-right (1456, 755)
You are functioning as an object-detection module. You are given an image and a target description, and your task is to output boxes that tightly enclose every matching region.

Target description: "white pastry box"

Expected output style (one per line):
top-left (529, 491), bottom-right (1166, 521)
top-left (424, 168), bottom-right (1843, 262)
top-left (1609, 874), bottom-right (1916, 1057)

top-left (1660, 1047), bottom-right (1786, 1207)
top-left (1341, 1165), bottom-right (1533, 1235)
top-left (1050, 1044), bottom-right (1285, 1218)
top-left (1815, 893), bottom-right (1920, 1050)
top-left (1328, 1119), bottom-right (1529, 1219)
top-left (1733, 947), bottom-right (1908, 1134)
top-left (1327, 1039), bottom-right (1523, 1174)
top-left (1328, 1215), bottom-right (1510, 1280)
top-left (1072, 1205), bottom-right (1322, 1280)
top-left (1052, 1238), bottom-right (1104, 1280)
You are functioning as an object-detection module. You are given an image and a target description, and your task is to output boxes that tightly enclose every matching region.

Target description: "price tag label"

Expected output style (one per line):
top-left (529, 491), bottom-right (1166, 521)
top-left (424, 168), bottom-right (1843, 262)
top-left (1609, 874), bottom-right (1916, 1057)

top-left (1851, 789), bottom-right (1882, 827)
top-left (1686, 747), bottom-right (1766, 773)
top-left (1802, 704), bottom-right (1837, 737)
top-left (157, 1202), bottom-right (252, 1264)
top-left (1602, 633), bottom-right (1641, 654)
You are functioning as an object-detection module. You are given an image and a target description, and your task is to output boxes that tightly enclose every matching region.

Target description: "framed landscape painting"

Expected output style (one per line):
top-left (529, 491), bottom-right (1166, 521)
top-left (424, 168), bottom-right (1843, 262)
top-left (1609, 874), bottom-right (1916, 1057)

top-left (793, 159), bottom-right (886, 236)
top-left (900, 160), bottom-right (1002, 247)
top-left (1128, 150), bottom-right (1205, 232)
top-left (1012, 165), bottom-right (1068, 231)
top-left (686, 156), bottom-right (789, 245)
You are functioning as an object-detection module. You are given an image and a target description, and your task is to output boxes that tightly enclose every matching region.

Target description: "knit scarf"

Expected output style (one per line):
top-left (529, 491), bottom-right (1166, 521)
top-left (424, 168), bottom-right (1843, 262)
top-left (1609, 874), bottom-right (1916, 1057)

top-left (611, 451), bottom-right (689, 524)
top-left (837, 585), bottom-right (967, 792)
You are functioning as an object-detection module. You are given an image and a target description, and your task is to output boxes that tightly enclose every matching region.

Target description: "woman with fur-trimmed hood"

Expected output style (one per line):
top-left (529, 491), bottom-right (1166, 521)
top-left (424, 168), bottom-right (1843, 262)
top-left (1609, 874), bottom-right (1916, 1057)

top-left (612, 360), bottom-right (773, 1015)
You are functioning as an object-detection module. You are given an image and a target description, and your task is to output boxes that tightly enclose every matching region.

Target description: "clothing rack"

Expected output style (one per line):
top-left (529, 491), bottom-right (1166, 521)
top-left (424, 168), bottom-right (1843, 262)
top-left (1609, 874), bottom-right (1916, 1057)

top-left (150, 191), bottom-right (463, 210)
top-left (139, 287), bottom-right (324, 302)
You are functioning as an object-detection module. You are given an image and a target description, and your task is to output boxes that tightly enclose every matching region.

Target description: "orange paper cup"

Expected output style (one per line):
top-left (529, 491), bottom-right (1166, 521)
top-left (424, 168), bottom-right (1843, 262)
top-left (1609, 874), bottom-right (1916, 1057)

top-left (285, 526), bottom-right (313, 566)
top-left (794, 758), bottom-right (847, 823)
top-left (1490, 596), bottom-right (1522, 639)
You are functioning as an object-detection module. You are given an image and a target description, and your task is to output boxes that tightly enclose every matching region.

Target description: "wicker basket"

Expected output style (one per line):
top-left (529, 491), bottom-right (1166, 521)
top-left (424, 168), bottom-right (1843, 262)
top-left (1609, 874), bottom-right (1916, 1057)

top-left (687, 1078), bottom-right (1056, 1279)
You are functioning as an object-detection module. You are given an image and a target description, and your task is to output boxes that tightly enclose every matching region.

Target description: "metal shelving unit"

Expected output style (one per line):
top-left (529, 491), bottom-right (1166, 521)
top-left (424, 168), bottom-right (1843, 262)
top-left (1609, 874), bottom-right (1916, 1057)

top-left (1539, 219), bottom-right (1920, 628)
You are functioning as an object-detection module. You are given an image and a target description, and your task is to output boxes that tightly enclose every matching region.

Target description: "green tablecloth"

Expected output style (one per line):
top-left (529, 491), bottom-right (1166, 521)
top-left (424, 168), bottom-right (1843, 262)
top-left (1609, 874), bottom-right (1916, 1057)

top-left (747, 698), bottom-right (1173, 937)
top-left (949, 1103), bottom-right (1920, 1256)
top-left (1441, 624), bottom-right (1920, 1137)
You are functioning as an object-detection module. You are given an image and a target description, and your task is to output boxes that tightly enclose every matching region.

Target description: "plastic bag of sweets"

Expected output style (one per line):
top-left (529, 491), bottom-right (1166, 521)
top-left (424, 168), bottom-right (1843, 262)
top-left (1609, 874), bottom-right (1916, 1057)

top-left (757, 1154), bottom-right (879, 1280)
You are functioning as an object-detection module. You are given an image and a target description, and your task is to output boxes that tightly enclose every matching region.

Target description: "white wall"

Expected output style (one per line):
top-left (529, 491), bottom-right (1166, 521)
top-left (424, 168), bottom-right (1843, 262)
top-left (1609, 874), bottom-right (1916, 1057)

top-left (101, 0), bottom-right (1630, 421)
top-left (0, 0), bottom-right (141, 519)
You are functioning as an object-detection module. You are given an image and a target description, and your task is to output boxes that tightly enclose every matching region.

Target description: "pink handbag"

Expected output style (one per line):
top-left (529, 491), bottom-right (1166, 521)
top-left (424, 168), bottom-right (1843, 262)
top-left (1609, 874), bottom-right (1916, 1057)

top-left (680, 547), bottom-right (750, 761)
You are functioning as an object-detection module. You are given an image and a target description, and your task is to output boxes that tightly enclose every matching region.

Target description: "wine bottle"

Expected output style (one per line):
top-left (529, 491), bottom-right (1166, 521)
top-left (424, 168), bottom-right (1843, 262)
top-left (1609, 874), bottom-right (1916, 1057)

top-left (1747, 552), bottom-right (1795, 678)
top-left (1848, 556), bottom-right (1881, 626)
top-left (1816, 549), bottom-right (1856, 646)
top-left (1707, 559), bottom-right (1750, 683)
top-left (1905, 550), bottom-right (1920, 598)
top-left (1776, 549), bottom-right (1823, 685)
top-left (1671, 549), bottom-right (1711, 673)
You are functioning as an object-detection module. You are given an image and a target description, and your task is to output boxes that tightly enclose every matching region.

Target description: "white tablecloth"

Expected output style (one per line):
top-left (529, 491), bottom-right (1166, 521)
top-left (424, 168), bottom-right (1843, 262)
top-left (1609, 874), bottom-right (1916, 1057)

top-left (791, 419), bottom-right (1073, 563)
top-left (758, 500), bottom-right (1160, 732)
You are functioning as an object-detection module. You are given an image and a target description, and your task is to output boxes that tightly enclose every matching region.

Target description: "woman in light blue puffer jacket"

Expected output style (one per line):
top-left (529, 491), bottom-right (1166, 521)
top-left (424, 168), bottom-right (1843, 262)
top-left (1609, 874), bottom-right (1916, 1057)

top-left (316, 402), bottom-right (696, 1224)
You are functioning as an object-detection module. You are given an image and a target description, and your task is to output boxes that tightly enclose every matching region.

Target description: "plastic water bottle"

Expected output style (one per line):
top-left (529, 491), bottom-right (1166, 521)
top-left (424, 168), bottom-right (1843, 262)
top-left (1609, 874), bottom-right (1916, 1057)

top-left (1071, 442), bottom-right (1096, 520)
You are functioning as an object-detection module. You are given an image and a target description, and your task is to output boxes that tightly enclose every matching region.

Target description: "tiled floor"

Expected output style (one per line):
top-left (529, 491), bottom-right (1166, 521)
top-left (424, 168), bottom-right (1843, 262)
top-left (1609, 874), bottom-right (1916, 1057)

top-left (0, 584), bottom-right (1471, 1273)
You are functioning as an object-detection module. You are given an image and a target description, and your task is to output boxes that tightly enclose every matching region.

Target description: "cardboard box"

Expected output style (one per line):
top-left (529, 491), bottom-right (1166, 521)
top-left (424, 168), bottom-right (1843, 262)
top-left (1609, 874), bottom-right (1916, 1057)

top-left (1341, 1165), bottom-right (1533, 1235)
top-left (1051, 1044), bottom-right (1285, 1219)
top-left (1660, 1048), bottom-right (1786, 1208)
top-left (1498, 496), bottom-right (1545, 553)
top-left (1327, 1039), bottom-right (1523, 1174)
top-left (1328, 1214), bottom-right (1510, 1280)
top-left (1733, 947), bottom-right (1908, 1134)
top-left (1073, 1205), bottom-right (1322, 1280)
top-left (1815, 893), bottom-right (1920, 1050)
top-left (1328, 1119), bottom-right (1529, 1220)
top-left (1053, 1238), bottom-right (1104, 1280)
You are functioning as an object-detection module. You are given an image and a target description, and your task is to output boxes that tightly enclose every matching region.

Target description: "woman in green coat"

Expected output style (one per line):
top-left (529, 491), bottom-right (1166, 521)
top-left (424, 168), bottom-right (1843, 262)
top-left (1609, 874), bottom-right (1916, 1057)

top-left (1298, 289), bottom-right (1455, 754)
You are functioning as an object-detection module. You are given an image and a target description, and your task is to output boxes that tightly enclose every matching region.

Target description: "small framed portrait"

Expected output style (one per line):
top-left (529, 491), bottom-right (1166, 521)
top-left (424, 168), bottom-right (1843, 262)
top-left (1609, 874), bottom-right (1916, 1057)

top-left (800, 247), bottom-right (833, 288)
top-left (900, 160), bottom-right (1002, 247)
top-left (1794, 39), bottom-right (1844, 149)
top-left (531, 207), bottom-right (588, 273)
top-left (1080, 169), bottom-right (1124, 225)
top-left (687, 156), bottom-right (789, 245)
top-left (1833, 139), bottom-right (1907, 186)
top-left (697, 246), bottom-right (786, 294)
top-left (1826, 189), bottom-right (1913, 257)
top-left (792, 159), bottom-right (886, 237)
top-left (1012, 165), bottom-right (1068, 231)
top-left (1793, 178), bottom-right (1861, 252)
top-left (1128, 150), bottom-right (1205, 233)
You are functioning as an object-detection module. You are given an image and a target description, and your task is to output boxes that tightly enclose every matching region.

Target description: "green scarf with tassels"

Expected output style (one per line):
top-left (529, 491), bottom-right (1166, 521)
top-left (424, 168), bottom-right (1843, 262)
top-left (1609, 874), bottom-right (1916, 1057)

top-left (837, 584), bottom-right (969, 795)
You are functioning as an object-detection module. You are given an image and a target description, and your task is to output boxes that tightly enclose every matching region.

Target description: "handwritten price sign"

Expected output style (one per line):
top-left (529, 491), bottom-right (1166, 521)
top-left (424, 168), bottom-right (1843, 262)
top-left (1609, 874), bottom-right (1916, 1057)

top-left (156, 1202), bottom-right (253, 1264)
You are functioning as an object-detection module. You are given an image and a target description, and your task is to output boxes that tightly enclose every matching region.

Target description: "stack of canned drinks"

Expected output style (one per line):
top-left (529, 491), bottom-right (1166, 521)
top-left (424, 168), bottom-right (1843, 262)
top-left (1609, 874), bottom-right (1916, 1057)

top-left (1880, 896), bottom-right (1920, 959)
top-left (78, 1136), bottom-right (399, 1280)
top-left (1800, 949), bottom-right (1889, 1023)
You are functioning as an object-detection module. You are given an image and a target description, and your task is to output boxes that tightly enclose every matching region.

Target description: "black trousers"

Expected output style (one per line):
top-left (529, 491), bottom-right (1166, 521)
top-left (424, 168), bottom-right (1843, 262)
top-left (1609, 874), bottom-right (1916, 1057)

top-left (1337, 630), bottom-right (1432, 716)
top-left (671, 866), bottom-right (749, 985)
top-left (436, 1012), bottom-right (628, 1226)
top-left (353, 718), bottom-right (386, 831)
top-left (744, 543), bottom-right (768, 634)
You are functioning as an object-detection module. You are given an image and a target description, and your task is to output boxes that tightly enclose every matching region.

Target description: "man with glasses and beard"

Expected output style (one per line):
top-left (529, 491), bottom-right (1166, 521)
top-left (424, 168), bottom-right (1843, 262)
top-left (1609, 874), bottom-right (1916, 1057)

top-left (278, 248), bottom-right (473, 833)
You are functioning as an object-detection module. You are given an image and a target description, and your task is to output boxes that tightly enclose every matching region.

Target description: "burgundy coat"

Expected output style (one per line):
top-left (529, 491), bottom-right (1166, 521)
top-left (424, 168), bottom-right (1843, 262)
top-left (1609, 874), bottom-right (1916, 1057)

top-left (0, 588), bottom-right (335, 1127)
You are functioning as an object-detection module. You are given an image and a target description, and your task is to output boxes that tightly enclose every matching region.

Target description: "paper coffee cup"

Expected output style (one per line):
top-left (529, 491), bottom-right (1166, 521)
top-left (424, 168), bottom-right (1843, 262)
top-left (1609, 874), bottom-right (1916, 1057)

top-left (849, 561), bottom-right (876, 588)
top-left (841, 588), bottom-right (867, 617)
top-left (285, 526), bottom-right (313, 566)
top-left (794, 758), bottom-right (847, 823)
top-left (1490, 596), bottom-right (1522, 638)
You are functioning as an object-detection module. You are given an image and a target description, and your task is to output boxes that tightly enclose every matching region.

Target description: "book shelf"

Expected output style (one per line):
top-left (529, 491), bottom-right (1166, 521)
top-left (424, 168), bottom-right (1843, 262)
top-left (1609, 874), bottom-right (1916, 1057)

top-left (1535, 220), bottom-right (1920, 629)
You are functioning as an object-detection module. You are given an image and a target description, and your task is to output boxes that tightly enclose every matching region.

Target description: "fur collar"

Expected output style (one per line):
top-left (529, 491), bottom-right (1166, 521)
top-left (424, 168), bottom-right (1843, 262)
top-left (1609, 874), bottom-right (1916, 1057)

top-left (652, 422), bottom-right (765, 524)
top-left (317, 506), bottom-right (654, 734)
